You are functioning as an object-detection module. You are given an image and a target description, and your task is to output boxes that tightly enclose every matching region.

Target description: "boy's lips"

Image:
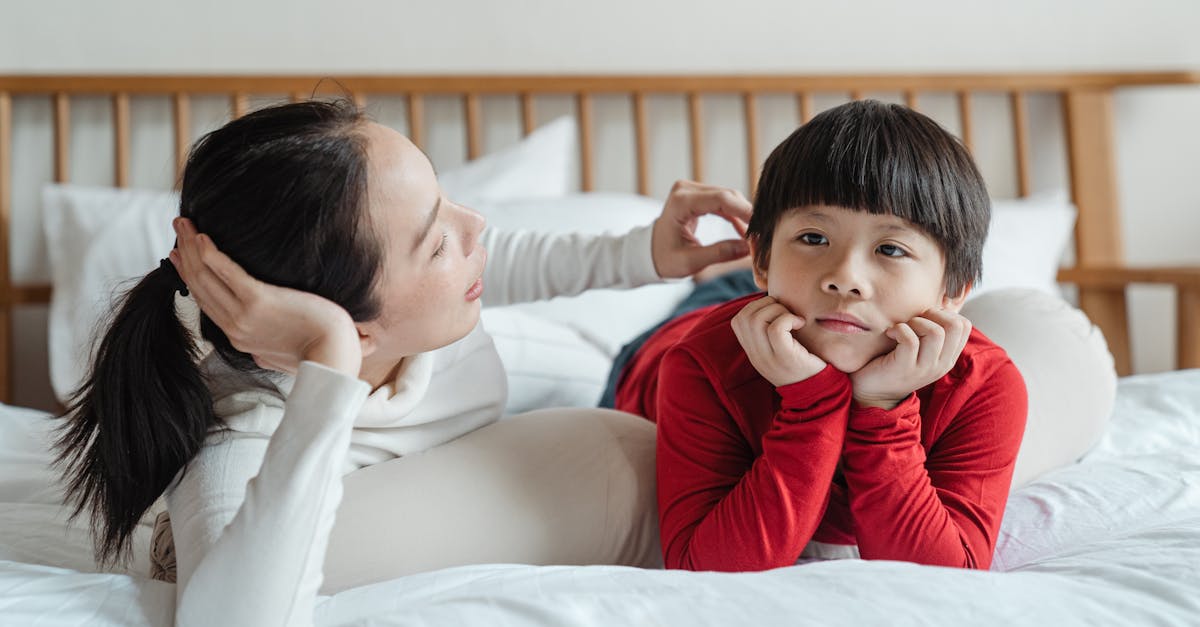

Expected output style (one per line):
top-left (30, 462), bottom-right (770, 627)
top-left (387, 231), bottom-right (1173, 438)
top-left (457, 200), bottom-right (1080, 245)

top-left (815, 312), bottom-right (870, 333)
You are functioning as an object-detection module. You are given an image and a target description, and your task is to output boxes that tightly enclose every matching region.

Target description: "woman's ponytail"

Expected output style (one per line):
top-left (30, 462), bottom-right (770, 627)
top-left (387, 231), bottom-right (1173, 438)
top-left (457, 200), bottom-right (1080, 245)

top-left (54, 262), bottom-right (215, 565)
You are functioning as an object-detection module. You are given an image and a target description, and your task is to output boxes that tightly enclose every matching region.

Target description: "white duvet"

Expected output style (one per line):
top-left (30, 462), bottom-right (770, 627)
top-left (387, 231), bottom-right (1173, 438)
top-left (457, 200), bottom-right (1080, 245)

top-left (1, 370), bottom-right (1199, 627)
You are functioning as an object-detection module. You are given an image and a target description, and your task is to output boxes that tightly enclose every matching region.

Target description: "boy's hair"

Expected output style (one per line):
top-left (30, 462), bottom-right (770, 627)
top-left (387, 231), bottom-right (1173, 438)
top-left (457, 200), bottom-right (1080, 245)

top-left (747, 99), bottom-right (989, 298)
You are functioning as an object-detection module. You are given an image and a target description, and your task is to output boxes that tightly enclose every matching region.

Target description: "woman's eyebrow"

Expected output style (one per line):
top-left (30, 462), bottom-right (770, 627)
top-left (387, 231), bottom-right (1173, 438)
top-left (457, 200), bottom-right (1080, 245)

top-left (413, 197), bottom-right (441, 253)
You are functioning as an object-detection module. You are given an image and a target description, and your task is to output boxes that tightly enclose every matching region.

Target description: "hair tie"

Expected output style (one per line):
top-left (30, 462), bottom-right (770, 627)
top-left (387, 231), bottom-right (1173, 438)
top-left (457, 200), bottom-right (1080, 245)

top-left (159, 258), bottom-right (189, 297)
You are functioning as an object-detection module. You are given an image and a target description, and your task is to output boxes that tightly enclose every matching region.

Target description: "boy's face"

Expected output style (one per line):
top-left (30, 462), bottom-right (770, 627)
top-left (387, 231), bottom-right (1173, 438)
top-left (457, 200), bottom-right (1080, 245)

top-left (751, 205), bottom-right (969, 374)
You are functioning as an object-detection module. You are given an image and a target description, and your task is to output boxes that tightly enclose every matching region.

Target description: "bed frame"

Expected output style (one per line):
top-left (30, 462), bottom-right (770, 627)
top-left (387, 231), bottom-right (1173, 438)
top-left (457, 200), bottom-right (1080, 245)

top-left (1, 72), bottom-right (1199, 403)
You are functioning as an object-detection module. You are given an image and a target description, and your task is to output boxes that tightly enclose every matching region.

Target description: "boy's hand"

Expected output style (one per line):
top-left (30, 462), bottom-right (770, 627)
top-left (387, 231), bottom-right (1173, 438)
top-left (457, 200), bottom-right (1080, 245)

top-left (732, 296), bottom-right (827, 388)
top-left (850, 308), bottom-right (972, 410)
top-left (651, 180), bottom-right (752, 279)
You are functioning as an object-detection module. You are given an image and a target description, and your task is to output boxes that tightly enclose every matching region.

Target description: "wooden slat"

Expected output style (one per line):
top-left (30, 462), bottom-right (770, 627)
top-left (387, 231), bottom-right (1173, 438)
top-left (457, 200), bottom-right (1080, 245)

top-left (231, 92), bottom-right (248, 118)
top-left (406, 93), bottom-right (425, 149)
top-left (850, 89), bottom-right (864, 101)
top-left (1180, 288), bottom-right (1200, 369)
top-left (0, 91), bottom-right (10, 403)
top-left (1063, 89), bottom-right (1130, 375)
top-left (688, 92), bottom-right (704, 182)
top-left (173, 93), bottom-right (190, 185)
top-left (957, 91), bottom-right (973, 153)
top-left (520, 93), bottom-right (535, 136)
top-left (351, 92), bottom-right (366, 108)
top-left (0, 284), bottom-right (53, 305)
top-left (904, 90), bottom-right (919, 110)
top-left (1057, 265), bottom-right (1200, 288)
top-left (743, 92), bottom-right (760, 192)
top-left (53, 93), bottom-right (69, 183)
top-left (3, 72), bottom-right (1196, 95)
top-left (291, 91), bottom-right (306, 103)
top-left (112, 93), bottom-right (130, 188)
top-left (465, 93), bottom-right (482, 160)
top-left (576, 93), bottom-right (594, 192)
top-left (797, 91), bottom-right (813, 124)
top-left (633, 92), bottom-right (649, 196)
top-left (1010, 91), bottom-right (1031, 197)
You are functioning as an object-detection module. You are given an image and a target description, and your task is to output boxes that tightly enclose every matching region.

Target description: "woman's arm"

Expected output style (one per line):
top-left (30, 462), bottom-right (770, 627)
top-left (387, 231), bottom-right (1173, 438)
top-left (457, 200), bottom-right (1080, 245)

top-left (479, 225), bottom-right (658, 307)
top-left (480, 181), bottom-right (752, 307)
top-left (168, 362), bottom-right (368, 627)
top-left (167, 218), bottom-right (369, 625)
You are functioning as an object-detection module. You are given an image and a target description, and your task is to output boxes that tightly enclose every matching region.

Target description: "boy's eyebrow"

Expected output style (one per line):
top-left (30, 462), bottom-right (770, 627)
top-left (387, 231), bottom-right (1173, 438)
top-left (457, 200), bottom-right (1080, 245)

top-left (796, 209), bottom-right (833, 222)
top-left (413, 197), bottom-right (441, 253)
top-left (878, 223), bottom-right (915, 234)
top-left (795, 209), bottom-right (920, 235)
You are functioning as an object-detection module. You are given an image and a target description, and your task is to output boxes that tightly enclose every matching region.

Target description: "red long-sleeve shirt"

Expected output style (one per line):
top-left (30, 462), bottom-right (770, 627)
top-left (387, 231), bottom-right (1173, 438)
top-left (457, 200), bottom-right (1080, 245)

top-left (615, 293), bottom-right (1027, 572)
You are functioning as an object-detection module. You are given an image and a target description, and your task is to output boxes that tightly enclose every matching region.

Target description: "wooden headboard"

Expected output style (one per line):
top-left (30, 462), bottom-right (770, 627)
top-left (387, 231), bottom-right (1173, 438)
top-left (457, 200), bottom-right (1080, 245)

top-left (2, 72), bottom-right (1199, 403)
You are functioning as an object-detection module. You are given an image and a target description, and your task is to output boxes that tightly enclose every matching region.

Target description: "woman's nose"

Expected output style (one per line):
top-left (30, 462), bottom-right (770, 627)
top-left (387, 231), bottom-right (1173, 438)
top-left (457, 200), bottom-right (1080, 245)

top-left (459, 205), bottom-right (486, 256)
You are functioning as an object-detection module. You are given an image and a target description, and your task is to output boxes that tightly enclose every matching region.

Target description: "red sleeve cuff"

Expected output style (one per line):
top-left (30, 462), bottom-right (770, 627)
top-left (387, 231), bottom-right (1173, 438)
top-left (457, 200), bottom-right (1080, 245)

top-left (775, 365), bottom-right (850, 415)
top-left (849, 392), bottom-right (920, 430)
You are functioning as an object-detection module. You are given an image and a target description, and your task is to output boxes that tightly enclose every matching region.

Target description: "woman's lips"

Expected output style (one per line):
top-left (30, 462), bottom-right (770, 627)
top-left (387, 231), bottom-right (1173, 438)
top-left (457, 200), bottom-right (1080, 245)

top-left (466, 278), bottom-right (483, 301)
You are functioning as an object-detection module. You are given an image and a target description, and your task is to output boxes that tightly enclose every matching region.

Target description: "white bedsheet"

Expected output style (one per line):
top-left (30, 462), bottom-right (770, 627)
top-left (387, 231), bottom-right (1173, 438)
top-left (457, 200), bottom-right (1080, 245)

top-left (2, 370), bottom-right (1199, 626)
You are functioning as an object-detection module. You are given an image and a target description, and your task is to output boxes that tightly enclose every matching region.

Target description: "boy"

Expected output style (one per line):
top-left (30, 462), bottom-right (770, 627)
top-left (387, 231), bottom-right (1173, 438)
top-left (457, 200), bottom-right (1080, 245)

top-left (612, 100), bottom-right (1026, 571)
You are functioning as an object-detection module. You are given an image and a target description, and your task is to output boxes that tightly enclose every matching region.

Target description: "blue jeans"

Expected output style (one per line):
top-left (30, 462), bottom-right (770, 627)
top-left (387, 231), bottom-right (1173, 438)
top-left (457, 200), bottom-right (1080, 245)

top-left (597, 269), bottom-right (759, 408)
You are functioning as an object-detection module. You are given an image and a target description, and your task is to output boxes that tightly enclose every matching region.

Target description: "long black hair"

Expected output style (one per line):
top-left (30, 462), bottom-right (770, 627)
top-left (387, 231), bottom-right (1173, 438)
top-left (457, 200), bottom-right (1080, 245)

top-left (54, 99), bottom-right (385, 565)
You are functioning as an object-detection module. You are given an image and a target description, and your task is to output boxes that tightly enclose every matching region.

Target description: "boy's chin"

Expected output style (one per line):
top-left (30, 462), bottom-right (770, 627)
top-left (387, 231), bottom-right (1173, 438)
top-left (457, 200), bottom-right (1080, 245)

top-left (811, 348), bottom-right (874, 374)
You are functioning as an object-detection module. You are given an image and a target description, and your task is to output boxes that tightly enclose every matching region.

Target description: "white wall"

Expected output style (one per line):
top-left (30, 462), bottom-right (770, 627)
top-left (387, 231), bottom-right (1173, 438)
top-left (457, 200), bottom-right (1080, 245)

top-left (4, 0), bottom-right (1200, 410)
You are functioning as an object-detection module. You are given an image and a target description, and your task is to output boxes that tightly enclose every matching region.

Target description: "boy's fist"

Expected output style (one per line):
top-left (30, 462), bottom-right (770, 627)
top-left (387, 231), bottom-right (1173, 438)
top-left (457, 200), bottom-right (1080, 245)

top-left (732, 296), bottom-right (827, 388)
top-left (850, 308), bottom-right (972, 410)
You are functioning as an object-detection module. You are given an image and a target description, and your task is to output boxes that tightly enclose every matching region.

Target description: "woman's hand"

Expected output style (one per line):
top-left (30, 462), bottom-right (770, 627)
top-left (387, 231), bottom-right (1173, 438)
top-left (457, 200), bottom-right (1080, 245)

top-left (651, 180), bottom-right (753, 279)
top-left (731, 296), bottom-right (827, 388)
top-left (169, 217), bottom-right (363, 378)
top-left (849, 308), bottom-right (972, 410)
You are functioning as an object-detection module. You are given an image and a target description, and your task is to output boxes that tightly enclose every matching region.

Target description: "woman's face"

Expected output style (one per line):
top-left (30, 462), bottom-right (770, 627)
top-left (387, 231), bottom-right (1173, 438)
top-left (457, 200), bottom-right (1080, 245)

top-left (356, 122), bottom-right (488, 369)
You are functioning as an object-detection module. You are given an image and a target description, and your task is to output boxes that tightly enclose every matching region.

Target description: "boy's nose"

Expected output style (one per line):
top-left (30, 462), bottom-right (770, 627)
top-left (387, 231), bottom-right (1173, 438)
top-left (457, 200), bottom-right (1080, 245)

top-left (821, 257), bottom-right (870, 298)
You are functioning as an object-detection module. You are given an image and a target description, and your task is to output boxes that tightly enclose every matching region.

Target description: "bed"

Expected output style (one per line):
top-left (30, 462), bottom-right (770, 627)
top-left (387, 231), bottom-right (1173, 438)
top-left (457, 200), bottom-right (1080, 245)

top-left (1, 73), bottom-right (1199, 626)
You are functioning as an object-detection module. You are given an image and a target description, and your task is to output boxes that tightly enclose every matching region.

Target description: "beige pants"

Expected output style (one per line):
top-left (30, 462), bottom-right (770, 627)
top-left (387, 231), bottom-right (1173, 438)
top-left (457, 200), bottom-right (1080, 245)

top-left (150, 409), bottom-right (659, 592)
top-left (961, 289), bottom-right (1117, 488)
top-left (322, 408), bottom-right (660, 592)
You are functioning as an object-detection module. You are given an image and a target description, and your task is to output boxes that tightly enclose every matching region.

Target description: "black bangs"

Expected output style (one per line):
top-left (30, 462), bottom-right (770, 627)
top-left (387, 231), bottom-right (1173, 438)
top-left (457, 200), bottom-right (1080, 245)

top-left (748, 100), bottom-right (991, 298)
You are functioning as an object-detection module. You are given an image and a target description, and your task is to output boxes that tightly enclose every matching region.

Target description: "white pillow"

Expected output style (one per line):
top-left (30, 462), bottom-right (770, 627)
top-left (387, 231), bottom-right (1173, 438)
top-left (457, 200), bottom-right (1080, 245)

top-left (43, 185), bottom-right (180, 402)
top-left (437, 116), bottom-right (576, 205)
top-left (39, 117), bottom-right (578, 404)
top-left (971, 192), bottom-right (1077, 300)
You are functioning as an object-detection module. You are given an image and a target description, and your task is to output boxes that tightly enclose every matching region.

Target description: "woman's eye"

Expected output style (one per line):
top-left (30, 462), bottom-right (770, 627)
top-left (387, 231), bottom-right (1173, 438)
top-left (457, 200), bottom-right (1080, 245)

top-left (432, 233), bottom-right (448, 258)
top-left (878, 244), bottom-right (907, 258)
top-left (798, 233), bottom-right (827, 246)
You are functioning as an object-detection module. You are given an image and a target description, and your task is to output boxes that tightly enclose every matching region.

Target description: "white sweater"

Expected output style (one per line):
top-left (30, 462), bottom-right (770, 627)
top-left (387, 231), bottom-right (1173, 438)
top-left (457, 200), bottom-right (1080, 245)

top-left (165, 225), bottom-right (660, 627)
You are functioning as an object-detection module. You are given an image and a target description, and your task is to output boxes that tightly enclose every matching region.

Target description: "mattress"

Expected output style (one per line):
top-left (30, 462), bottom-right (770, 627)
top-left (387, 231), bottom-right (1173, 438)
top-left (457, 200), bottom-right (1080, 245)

top-left (1, 370), bottom-right (1198, 626)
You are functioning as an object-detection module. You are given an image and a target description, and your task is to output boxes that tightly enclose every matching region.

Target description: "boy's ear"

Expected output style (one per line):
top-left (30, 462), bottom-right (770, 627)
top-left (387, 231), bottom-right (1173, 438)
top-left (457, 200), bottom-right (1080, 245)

top-left (747, 235), bottom-right (769, 290)
top-left (941, 281), bottom-right (972, 313)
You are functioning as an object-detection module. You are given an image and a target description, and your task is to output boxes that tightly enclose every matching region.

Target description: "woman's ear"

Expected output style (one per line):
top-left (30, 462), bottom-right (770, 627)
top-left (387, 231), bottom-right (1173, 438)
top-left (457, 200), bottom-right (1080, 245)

top-left (941, 282), bottom-right (973, 313)
top-left (356, 322), bottom-right (379, 359)
top-left (747, 236), bottom-right (768, 291)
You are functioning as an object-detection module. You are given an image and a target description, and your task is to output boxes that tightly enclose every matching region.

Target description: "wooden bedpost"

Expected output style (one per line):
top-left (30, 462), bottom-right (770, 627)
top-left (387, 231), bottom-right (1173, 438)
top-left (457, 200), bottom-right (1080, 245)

top-left (1063, 89), bottom-right (1133, 376)
top-left (0, 91), bottom-right (10, 403)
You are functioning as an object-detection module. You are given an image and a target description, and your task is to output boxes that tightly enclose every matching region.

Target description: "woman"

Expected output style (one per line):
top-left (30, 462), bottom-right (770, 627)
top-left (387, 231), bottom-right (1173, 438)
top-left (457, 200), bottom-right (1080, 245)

top-left (55, 99), bottom-right (752, 626)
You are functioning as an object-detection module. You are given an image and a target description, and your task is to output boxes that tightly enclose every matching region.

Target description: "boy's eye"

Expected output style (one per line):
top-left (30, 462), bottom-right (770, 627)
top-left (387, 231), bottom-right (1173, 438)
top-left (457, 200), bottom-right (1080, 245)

top-left (432, 233), bottom-right (448, 258)
top-left (878, 244), bottom-right (907, 258)
top-left (798, 233), bottom-right (827, 246)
